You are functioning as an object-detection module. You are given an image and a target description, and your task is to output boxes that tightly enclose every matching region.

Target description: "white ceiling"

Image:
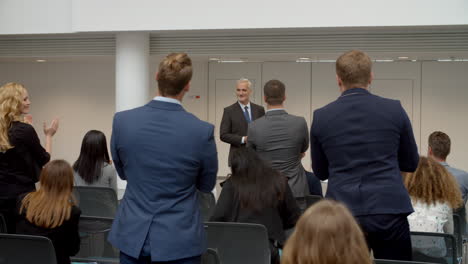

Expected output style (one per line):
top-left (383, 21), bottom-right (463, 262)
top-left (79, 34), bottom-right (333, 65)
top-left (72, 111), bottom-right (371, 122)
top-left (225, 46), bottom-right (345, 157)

top-left (0, 25), bottom-right (467, 62)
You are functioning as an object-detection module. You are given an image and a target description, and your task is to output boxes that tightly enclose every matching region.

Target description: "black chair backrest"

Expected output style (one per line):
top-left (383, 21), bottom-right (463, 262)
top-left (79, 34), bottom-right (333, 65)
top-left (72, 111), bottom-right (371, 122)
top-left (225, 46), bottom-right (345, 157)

top-left (305, 194), bottom-right (323, 208)
top-left (374, 259), bottom-right (435, 264)
top-left (205, 222), bottom-right (270, 264)
top-left (73, 186), bottom-right (118, 217)
top-left (453, 206), bottom-right (466, 236)
top-left (0, 214), bottom-right (7, 233)
top-left (71, 257), bottom-right (120, 263)
top-left (75, 216), bottom-right (119, 262)
top-left (410, 231), bottom-right (457, 264)
top-left (202, 248), bottom-right (221, 264)
top-left (452, 213), bottom-right (463, 258)
top-left (198, 191), bottom-right (216, 222)
top-left (0, 233), bottom-right (57, 264)
top-left (375, 259), bottom-right (438, 264)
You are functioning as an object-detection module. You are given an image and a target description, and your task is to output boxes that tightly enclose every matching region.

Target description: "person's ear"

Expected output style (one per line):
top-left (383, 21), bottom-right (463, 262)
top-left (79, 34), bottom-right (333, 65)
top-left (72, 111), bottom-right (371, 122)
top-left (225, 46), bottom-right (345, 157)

top-left (336, 75), bottom-right (344, 92)
top-left (184, 81), bottom-right (191, 92)
top-left (155, 72), bottom-right (160, 81)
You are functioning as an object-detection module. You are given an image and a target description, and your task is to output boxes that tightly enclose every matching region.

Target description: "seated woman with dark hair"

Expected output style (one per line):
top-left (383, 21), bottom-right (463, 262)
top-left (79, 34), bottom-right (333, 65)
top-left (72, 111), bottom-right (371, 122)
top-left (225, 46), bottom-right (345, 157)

top-left (73, 130), bottom-right (117, 193)
top-left (211, 147), bottom-right (301, 264)
top-left (16, 160), bottom-right (81, 264)
top-left (404, 156), bottom-right (463, 258)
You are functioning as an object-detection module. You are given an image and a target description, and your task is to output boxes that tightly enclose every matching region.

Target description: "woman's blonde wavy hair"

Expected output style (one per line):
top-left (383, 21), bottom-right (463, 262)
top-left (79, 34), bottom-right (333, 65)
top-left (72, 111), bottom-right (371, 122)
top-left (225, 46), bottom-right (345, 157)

top-left (404, 156), bottom-right (463, 209)
top-left (282, 200), bottom-right (371, 264)
top-left (0, 82), bottom-right (27, 152)
top-left (20, 160), bottom-right (76, 228)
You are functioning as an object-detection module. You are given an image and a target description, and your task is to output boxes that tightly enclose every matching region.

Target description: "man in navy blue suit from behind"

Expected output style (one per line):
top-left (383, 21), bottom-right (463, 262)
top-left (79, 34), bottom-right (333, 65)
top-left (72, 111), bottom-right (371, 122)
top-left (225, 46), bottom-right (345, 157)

top-left (311, 50), bottom-right (419, 260)
top-left (109, 53), bottom-right (218, 264)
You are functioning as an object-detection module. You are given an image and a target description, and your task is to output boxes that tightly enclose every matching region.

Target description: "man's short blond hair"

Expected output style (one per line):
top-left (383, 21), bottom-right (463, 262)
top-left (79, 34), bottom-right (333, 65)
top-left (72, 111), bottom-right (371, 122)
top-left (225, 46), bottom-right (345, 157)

top-left (336, 50), bottom-right (372, 89)
top-left (236, 78), bottom-right (252, 89)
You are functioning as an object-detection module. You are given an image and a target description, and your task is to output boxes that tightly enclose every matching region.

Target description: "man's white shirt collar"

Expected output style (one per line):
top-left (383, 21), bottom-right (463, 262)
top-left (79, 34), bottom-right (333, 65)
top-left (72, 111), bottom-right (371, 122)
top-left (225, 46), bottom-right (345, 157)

top-left (154, 96), bottom-right (181, 105)
top-left (238, 101), bottom-right (251, 109)
top-left (266, 108), bottom-right (284, 113)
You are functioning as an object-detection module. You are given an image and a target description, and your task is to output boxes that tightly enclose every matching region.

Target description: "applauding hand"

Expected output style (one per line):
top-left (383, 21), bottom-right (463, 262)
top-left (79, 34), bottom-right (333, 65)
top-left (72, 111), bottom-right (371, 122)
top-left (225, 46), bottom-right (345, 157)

top-left (43, 118), bottom-right (59, 137)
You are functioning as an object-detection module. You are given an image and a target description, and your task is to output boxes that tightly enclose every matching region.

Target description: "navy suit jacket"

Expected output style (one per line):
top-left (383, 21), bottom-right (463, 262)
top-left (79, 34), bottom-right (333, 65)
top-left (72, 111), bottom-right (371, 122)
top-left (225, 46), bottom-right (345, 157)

top-left (108, 100), bottom-right (218, 261)
top-left (311, 88), bottom-right (418, 216)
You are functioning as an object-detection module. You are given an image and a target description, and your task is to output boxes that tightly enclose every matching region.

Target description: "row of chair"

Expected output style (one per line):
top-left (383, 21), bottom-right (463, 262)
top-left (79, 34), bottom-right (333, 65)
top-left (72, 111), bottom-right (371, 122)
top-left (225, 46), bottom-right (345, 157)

top-left (0, 220), bottom-right (454, 264)
top-left (2, 186), bottom-right (462, 264)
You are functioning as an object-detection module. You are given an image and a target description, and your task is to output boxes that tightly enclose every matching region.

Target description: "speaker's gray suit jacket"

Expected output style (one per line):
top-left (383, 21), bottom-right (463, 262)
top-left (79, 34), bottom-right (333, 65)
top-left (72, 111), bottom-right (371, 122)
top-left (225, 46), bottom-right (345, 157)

top-left (247, 109), bottom-right (310, 198)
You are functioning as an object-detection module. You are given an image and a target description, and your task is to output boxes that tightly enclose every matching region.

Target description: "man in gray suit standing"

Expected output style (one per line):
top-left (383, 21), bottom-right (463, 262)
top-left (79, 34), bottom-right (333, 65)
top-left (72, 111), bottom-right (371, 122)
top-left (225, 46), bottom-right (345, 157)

top-left (247, 79), bottom-right (309, 199)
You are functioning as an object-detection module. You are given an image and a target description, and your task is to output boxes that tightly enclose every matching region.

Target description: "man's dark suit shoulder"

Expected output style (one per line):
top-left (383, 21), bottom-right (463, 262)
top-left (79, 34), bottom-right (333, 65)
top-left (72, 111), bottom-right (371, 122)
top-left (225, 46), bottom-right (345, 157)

top-left (115, 102), bottom-right (214, 134)
top-left (313, 93), bottom-right (404, 125)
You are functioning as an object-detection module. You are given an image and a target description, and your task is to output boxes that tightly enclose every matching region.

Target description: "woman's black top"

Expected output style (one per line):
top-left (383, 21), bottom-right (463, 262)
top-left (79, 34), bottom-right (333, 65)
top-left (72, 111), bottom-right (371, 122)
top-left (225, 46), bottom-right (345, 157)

top-left (0, 121), bottom-right (50, 199)
top-left (16, 196), bottom-right (81, 264)
top-left (210, 178), bottom-right (301, 246)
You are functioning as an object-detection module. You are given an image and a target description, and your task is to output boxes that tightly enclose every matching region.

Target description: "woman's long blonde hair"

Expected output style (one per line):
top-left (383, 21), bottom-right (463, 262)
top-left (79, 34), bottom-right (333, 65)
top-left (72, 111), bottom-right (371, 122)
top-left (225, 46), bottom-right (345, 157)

top-left (404, 156), bottom-right (463, 209)
top-left (282, 200), bottom-right (371, 264)
top-left (20, 160), bottom-right (76, 228)
top-left (0, 82), bottom-right (27, 152)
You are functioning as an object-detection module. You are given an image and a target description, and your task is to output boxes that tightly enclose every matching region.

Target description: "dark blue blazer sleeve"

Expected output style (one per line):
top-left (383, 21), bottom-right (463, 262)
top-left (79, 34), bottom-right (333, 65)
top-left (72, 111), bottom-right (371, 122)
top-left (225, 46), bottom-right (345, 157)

top-left (310, 111), bottom-right (329, 180)
top-left (397, 103), bottom-right (419, 172)
top-left (197, 125), bottom-right (218, 193)
top-left (111, 113), bottom-right (127, 180)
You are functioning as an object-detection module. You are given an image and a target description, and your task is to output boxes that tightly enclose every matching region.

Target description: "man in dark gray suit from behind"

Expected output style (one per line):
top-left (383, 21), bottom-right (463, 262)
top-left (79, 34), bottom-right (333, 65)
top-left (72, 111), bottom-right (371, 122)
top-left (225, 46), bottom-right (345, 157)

top-left (247, 80), bottom-right (310, 200)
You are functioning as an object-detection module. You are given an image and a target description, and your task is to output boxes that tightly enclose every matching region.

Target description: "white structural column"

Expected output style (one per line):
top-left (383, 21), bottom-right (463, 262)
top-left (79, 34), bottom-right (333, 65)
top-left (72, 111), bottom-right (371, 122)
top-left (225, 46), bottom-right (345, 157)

top-left (115, 32), bottom-right (150, 112)
top-left (115, 32), bottom-right (150, 192)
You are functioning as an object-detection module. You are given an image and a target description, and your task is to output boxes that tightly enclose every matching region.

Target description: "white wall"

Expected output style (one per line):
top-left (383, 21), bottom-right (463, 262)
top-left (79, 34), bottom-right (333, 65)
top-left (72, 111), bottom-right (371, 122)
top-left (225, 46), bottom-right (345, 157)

top-left (1, 59), bottom-right (467, 176)
top-left (72, 0), bottom-right (468, 31)
top-left (0, 58), bottom-right (209, 166)
top-left (0, 0), bottom-right (72, 34)
top-left (0, 60), bottom-right (115, 163)
top-left (421, 62), bottom-right (468, 171)
top-left (1, 0), bottom-right (467, 34)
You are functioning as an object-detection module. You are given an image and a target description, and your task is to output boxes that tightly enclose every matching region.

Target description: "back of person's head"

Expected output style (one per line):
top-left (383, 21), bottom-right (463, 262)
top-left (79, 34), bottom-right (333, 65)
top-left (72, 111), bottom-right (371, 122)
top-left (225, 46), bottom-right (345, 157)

top-left (336, 50), bottom-right (373, 89)
top-left (282, 200), bottom-right (371, 264)
top-left (21, 160), bottom-right (75, 228)
top-left (230, 147), bottom-right (286, 211)
top-left (404, 156), bottom-right (462, 209)
top-left (264, 79), bottom-right (286, 106)
top-left (0, 82), bottom-right (27, 152)
top-left (428, 131), bottom-right (451, 160)
top-left (157, 53), bottom-right (192, 96)
top-left (73, 130), bottom-right (111, 184)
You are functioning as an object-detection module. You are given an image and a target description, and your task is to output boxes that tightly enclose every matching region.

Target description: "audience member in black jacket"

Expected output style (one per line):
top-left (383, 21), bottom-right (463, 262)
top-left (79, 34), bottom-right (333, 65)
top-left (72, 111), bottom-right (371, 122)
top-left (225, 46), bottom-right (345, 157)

top-left (0, 82), bottom-right (58, 233)
top-left (16, 160), bottom-right (80, 264)
top-left (211, 148), bottom-right (301, 264)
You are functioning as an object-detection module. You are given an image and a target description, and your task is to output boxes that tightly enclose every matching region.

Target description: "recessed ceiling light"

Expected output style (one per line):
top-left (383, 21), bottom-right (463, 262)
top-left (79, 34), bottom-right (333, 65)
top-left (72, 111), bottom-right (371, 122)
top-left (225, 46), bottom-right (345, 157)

top-left (209, 58), bottom-right (220, 61)
top-left (375, 59), bottom-right (394, 62)
top-left (298, 57), bottom-right (310, 60)
top-left (398, 56), bottom-right (409, 60)
top-left (219, 59), bottom-right (246, 63)
top-left (36, 59), bottom-right (46, 62)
